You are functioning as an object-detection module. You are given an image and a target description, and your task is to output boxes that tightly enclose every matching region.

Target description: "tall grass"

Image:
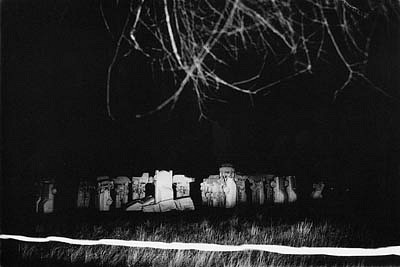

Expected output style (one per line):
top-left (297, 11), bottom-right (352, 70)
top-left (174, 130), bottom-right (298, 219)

top-left (8, 205), bottom-right (400, 266)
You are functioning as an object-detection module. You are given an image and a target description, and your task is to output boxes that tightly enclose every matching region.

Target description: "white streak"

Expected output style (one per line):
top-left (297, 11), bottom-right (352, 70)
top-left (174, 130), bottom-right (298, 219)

top-left (1, 234), bottom-right (400, 256)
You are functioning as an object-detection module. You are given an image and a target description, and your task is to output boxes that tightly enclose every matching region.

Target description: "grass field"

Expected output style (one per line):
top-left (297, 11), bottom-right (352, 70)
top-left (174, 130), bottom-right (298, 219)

top-left (3, 203), bottom-right (400, 266)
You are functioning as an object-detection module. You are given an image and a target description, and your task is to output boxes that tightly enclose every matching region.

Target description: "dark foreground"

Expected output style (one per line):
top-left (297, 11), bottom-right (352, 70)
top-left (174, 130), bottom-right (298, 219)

top-left (2, 201), bottom-right (400, 266)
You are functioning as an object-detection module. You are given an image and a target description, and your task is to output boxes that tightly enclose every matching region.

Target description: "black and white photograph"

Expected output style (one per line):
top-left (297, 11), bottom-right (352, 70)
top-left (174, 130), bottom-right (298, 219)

top-left (2, 0), bottom-right (400, 266)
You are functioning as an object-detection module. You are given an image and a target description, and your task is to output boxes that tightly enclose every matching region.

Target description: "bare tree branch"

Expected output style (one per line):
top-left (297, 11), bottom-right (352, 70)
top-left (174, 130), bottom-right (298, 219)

top-left (102, 0), bottom-right (399, 119)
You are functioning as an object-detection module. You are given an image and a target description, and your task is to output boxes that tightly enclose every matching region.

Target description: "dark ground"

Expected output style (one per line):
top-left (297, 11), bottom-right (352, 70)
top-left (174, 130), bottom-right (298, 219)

top-left (2, 198), bottom-right (400, 266)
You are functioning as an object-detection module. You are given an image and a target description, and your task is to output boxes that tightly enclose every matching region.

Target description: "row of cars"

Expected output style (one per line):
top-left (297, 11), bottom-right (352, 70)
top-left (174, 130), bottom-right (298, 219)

top-left (200, 175), bottom-right (299, 208)
top-left (35, 171), bottom-right (196, 214)
top-left (35, 167), bottom-right (326, 214)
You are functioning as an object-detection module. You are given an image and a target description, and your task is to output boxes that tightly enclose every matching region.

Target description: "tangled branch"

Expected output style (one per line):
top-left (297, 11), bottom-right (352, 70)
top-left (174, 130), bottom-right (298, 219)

top-left (103, 0), bottom-right (397, 119)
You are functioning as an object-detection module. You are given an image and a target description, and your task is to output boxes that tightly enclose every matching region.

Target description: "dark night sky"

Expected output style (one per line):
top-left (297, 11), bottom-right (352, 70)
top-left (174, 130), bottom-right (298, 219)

top-left (2, 0), bottom-right (216, 179)
top-left (2, 0), bottom-right (400, 202)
